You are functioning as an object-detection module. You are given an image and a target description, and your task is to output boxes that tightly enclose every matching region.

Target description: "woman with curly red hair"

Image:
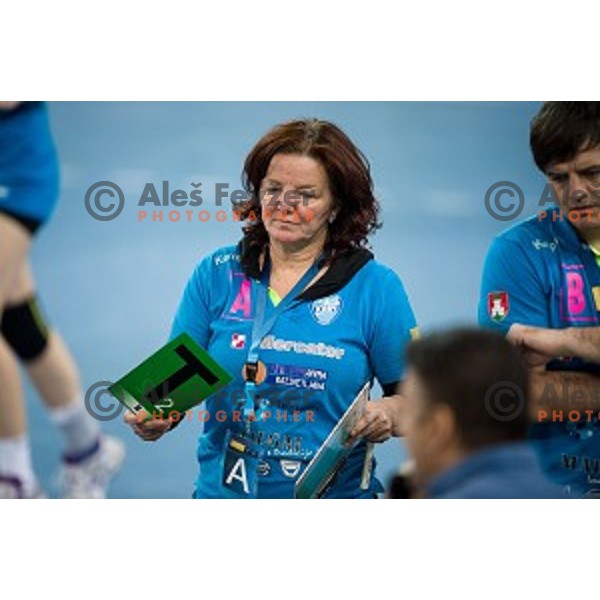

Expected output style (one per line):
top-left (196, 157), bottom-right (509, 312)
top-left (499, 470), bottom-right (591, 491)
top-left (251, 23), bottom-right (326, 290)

top-left (126, 118), bottom-right (418, 498)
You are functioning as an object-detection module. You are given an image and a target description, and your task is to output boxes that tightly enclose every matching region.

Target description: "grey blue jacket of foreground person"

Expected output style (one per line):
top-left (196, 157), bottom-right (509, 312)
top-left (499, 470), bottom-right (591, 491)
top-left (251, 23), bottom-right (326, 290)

top-left (401, 327), bottom-right (566, 500)
top-left (426, 442), bottom-right (563, 499)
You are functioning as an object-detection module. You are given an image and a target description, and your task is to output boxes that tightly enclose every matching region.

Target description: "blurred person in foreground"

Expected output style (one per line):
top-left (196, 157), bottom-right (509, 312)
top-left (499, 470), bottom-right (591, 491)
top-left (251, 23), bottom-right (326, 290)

top-left (0, 101), bottom-right (124, 498)
top-left (398, 328), bottom-right (561, 499)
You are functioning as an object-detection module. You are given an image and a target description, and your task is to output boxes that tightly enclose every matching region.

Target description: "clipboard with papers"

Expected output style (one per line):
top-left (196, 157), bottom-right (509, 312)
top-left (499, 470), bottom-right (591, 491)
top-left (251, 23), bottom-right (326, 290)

top-left (295, 381), bottom-right (371, 499)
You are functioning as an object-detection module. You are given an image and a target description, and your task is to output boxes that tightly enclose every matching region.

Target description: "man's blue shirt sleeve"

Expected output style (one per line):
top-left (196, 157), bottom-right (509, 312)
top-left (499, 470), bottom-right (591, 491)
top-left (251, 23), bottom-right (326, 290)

top-left (478, 236), bottom-right (550, 334)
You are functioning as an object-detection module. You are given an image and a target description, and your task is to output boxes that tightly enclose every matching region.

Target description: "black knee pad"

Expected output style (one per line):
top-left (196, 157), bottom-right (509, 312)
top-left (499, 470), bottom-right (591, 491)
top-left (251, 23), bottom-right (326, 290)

top-left (1, 296), bottom-right (50, 361)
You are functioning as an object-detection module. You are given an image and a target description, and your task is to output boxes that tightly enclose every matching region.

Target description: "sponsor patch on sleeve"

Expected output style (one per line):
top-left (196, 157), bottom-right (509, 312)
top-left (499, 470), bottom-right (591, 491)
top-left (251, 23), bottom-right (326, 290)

top-left (487, 291), bottom-right (509, 322)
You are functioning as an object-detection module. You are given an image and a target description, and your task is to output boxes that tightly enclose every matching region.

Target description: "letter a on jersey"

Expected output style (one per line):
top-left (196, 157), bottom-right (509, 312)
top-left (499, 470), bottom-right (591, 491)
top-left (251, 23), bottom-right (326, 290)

top-left (222, 430), bottom-right (263, 497)
top-left (224, 457), bottom-right (250, 495)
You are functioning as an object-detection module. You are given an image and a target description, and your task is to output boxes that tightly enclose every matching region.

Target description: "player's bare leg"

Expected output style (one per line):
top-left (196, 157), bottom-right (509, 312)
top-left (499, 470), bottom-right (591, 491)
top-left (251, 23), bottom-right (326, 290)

top-left (2, 255), bottom-right (125, 498)
top-left (0, 338), bottom-right (26, 438)
top-left (0, 215), bottom-right (38, 497)
top-left (9, 262), bottom-right (83, 409)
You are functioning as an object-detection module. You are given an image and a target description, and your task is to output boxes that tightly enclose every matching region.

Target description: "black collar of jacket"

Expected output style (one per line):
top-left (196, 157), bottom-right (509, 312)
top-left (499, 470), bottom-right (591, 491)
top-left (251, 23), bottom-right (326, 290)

top-left (237, 239), bottom-right (374, 301)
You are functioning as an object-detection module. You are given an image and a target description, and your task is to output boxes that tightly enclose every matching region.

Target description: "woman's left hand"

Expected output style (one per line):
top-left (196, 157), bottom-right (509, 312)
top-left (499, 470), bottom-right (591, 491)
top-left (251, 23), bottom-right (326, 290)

top-left (346, 399), bottom-right (397, 445)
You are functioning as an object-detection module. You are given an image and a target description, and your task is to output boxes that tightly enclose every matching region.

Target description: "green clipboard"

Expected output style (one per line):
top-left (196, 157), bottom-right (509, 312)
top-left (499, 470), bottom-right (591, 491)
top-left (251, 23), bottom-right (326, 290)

top-left (108, 333), bottom-right (232, 417)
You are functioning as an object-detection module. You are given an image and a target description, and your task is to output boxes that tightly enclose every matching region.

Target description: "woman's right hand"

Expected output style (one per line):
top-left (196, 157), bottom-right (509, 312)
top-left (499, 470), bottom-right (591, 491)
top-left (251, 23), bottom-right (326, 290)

top-left (124, 409), bottom-right (173, 442)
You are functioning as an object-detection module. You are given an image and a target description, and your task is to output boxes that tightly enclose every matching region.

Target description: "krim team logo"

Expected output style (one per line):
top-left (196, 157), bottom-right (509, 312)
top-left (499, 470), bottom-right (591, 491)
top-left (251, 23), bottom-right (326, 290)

top-left (310, 294), bottom-right (343, 326)
top-left (488, 291), bottom-right (509, 322)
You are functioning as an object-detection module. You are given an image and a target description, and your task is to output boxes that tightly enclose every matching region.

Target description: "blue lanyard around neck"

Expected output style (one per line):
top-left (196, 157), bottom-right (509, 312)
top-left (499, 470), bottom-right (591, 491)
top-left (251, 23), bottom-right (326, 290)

top-left (242, 252), bottom-right (323, 424)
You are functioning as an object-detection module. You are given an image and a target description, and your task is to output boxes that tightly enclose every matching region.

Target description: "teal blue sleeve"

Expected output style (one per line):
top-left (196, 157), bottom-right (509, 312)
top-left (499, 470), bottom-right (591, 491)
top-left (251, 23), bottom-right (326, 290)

top-left (368, 269), bottom-right (417, 386)
top-left (478, 236), bottom-right (550, 334)
top-left (169, 256), bottom-right (212, 347)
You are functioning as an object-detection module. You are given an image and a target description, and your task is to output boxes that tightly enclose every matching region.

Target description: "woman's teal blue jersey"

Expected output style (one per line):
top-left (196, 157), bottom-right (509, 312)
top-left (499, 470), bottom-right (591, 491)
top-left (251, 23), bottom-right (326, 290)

top-left (171, 244), bottom-right (418, 498)
top-left (0, 102), bottom-right (59, 225)
top-left (479, 206), bottom-right (600, 497)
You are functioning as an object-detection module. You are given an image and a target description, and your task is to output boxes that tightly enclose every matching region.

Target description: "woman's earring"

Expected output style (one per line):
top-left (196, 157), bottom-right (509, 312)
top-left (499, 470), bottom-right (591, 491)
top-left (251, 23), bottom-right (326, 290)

top-left (329, 212), bottom-right (337, 224)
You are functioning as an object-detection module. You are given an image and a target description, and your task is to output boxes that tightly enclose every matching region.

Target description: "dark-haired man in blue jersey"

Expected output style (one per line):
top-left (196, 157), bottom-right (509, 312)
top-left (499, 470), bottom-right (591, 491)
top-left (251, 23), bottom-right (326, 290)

top-left (479, 101), bottom-right (600, 498)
